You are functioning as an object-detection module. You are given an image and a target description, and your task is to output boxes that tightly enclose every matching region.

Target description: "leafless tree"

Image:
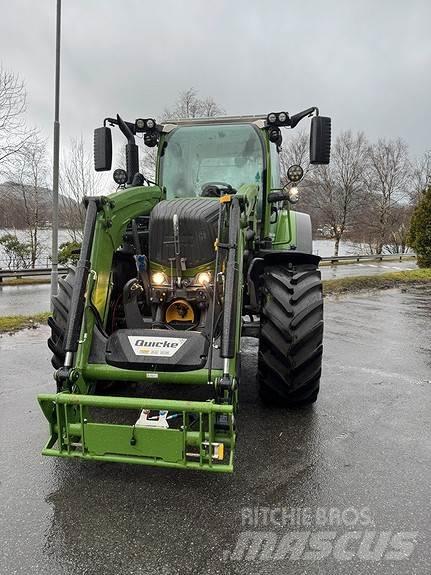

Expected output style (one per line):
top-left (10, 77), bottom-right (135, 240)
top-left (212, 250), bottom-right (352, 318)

top-left (366, 138), bottom-right (411, 253)
top-left (0, 66), bottom-right (34, 174)
top-left (410, 150), bottom-right (431, 204)
top-left (163, 87), bottom-right (224, 120)
top-left (384, 204), bottom-right (413, 254)
top-left (6, 136), bottom-right (49, 267)
top-left (60, 136), bottom-right (103, 240)
top-left (139, 88), bottom-right (225, 180)
top-left (140, 145), bottom-right (158, 182)
top-left (307, 131), bottom-right (369, 255)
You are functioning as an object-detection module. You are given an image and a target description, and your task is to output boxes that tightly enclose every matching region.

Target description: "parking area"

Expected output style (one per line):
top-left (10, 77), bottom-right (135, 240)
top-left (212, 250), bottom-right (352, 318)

top-left (0, 287), bottom-right (430, 574)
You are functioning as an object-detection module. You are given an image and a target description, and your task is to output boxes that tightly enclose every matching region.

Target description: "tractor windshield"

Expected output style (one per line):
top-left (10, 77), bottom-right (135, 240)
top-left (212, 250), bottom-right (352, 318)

top-left (159, 124), bottom-right (264, 198)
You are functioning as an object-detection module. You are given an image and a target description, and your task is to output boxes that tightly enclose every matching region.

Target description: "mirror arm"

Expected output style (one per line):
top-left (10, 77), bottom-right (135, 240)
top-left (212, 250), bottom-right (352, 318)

top-left (116, 114), bottom-right (136, 145)
top-left (289, 106), bottom-right (318, 129)
top-left (103, 116), bottom-right (137, 142)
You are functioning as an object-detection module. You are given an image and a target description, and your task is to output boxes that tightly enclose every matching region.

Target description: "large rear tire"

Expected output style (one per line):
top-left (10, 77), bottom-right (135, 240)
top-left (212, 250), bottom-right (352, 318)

top-left (257, 262), bottom-right (323, 407)
top-left (47, 267), bottom-right (75, 369)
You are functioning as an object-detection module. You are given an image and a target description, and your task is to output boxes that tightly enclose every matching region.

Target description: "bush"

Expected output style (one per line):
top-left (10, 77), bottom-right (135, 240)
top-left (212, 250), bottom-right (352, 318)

top-left (58, 241), bottom-right (81, 265)
top-left (408, 186), bottom-right (431, 268)
top-left (0, 234), bottom-right (31, 269)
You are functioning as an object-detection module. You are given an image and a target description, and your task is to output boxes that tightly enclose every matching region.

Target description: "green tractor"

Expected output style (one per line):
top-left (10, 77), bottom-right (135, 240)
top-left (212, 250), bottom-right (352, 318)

top-left (38, 107), bottom-right (331, 472)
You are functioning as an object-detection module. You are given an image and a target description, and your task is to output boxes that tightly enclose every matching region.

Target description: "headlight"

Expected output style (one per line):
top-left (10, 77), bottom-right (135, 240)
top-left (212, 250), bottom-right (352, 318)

top-left (152, 272), bottom-right (167, 285)
top-left (278, 112), bottom-right (288, 123)
top-left (267, 113), bottom-right (277, 124)
top-left (196, 271), bottom-right (211, 285)
top-left (288, 187), bottom-right (299, 203)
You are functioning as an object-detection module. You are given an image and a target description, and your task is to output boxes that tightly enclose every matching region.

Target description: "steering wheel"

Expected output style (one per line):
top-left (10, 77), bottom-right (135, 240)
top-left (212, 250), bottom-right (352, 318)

top-left (201, 182), bottom-right (236, 198)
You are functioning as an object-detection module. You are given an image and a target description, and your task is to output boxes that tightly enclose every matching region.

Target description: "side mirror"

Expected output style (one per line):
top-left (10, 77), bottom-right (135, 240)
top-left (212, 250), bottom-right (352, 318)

top-left (310, 116), bottom-right (331, 165)
top-left (94, 126), bottom-right (112, 171)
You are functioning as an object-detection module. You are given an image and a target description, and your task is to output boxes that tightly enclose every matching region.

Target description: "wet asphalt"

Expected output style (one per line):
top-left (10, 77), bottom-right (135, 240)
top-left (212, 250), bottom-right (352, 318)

top-left (1, 287), bottom-right (430, 574)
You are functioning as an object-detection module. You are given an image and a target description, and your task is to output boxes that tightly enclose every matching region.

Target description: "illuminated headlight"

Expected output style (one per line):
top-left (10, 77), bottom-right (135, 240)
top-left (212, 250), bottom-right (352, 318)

top-left (278, 111), bottom-right (288, 123)
top-left (152, 272), bottom-right (167, 285)
top-left (288, 187), bottom-right (299, 203)
top-left (196, 271), bottom-right (211, 285)
top-left (287, 164), bottom-right (304, 182)
top-left (267, 113), bottom-right (277, 124)
top-left (113, 168), bottom-right (127, 185)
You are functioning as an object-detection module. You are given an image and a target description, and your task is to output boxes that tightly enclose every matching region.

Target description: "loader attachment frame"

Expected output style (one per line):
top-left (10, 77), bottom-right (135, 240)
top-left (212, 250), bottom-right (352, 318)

top-left (39, 184), bottom-right (242, 472)
top-left (39, 393), bottom-right (235, 472)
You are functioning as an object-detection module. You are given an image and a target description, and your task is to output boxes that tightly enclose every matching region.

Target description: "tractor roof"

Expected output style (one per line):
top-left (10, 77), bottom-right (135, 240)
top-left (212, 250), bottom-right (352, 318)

top-left (161, 115), bottom-right (267, 132)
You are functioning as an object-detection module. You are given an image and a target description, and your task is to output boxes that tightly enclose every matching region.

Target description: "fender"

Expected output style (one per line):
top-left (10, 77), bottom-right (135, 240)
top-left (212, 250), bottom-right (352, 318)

top-left (246, 251), bottom-right (321, 312)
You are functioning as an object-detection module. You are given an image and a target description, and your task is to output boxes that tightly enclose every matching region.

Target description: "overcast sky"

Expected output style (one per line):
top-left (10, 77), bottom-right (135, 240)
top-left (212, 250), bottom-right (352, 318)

top-left (1, 0), bottom-right (430, 159)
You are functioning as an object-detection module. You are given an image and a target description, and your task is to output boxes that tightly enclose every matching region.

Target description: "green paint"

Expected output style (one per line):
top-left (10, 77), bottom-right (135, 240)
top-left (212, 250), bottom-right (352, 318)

top-left (84, 364), bottom-right (223, 384)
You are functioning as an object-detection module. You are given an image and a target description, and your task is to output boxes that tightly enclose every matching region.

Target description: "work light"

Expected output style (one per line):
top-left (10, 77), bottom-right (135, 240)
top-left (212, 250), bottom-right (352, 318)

top-left (113, 168), bottom-right (127, 185)
top-left (287, 164), bottom-right (304, 182)
top-left (135, 118), bottom-right (156, 131)
top-left (278, 112), bottom-right (288, 123)
top-left (268, 127), bottom-right (281, 143)
top-left (267, 113), bottom-right (277, 124)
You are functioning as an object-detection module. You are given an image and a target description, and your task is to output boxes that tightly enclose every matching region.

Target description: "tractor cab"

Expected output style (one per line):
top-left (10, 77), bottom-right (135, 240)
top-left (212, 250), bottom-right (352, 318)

top-left (157, 122), bottom-right (265, 199)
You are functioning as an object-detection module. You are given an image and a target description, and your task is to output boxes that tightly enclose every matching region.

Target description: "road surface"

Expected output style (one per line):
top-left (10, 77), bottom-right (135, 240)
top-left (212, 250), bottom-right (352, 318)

top-left (1, 286), bottom-right (430, 574)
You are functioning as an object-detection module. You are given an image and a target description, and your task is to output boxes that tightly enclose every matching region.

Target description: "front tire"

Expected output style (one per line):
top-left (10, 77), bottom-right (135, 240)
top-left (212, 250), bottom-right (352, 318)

top-left (257, 262), bottom-right (323, 407)
top-left (47, 267), bottom-right (75, 369)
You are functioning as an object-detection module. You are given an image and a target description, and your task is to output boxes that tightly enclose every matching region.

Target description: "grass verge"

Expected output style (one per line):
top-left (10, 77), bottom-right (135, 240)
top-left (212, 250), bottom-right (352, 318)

top-left (0, 312), bottom-right (50, 333)
top-left (323, 268), bottom-right (431, 296)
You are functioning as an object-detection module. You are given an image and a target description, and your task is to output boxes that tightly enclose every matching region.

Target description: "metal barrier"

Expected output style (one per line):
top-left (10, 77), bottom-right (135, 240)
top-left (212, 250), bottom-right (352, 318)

top-left (320, 254), bottom-right (416, 264)
top-left (0, 266), bottom-right (68, 282)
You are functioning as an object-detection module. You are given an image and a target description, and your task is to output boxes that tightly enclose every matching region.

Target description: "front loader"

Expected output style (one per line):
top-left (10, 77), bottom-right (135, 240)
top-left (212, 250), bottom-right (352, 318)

top-left (39, 107), bottom-right (331, 472)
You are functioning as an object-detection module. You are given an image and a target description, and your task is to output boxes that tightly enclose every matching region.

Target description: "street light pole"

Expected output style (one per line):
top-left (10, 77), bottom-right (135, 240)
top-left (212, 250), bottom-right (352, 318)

top-left (51, 0), bottom-right (61, 304)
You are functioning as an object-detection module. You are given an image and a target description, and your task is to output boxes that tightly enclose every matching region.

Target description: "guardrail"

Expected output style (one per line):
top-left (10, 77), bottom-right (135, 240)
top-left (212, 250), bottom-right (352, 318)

top-left (0, 253), bottom-right (416, 281)
top-left (320, 254), bottom-right (416, 264)
top-left (0, 266), bottom-right (68, 282)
